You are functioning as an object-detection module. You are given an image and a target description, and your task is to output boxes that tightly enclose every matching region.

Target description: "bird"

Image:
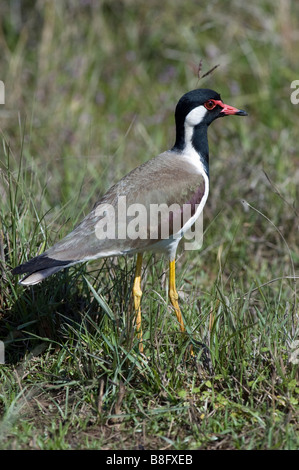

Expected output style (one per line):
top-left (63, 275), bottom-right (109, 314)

top-left (12, 88), bottom-right (247, 353)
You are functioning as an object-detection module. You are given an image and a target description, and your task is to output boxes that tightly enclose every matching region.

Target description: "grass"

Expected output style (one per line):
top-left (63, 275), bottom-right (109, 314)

top-left (0, 0), bottom-right (299, 450)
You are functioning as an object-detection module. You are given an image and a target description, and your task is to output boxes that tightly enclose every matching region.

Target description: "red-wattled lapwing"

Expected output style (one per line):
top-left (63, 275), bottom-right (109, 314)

top-left (12, 88), bottom-right (247, 352)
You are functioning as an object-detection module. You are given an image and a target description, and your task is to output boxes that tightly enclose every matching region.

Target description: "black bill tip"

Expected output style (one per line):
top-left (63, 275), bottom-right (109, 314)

top-left (235, 109), bottom-right (248, 116)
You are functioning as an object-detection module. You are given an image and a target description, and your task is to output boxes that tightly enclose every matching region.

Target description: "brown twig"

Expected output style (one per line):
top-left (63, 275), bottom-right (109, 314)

top-left (197, 60), bottom-right (220, 82)
top-left (201, 63), bottom-right (220, 79)
top-left (97, 378), bottom-right (105, 414)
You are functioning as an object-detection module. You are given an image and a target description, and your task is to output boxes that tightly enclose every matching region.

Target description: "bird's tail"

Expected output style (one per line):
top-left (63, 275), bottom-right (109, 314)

top-left (12, 254), bottom-right (74, 286)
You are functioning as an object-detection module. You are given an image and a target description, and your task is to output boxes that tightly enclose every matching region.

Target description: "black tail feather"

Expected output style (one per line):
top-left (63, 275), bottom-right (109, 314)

top-left (12, 254), bottom-right (74, 276)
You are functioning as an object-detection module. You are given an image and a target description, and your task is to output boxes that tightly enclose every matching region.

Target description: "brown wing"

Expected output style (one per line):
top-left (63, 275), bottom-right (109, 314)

top-left (12, 151), bottom-right (207, 277)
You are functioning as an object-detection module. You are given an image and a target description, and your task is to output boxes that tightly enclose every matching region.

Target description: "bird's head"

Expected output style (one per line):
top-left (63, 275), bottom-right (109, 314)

top-left (175, 88), bottom-right (247, 128)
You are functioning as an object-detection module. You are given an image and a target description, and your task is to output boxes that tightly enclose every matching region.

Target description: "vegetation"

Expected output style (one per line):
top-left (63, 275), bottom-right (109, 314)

top-left (0, 0), bottom-right (298, 450)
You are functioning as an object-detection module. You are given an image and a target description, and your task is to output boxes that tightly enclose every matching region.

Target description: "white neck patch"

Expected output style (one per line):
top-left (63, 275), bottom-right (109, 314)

top-left (184, 105), bottom-right (207, 157)
top-left (185, 105), bottom-right (207, 127)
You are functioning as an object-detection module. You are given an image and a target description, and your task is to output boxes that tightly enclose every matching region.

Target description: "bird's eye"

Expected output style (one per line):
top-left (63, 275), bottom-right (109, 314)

top-left (204, 100), bottom-right (216, 110)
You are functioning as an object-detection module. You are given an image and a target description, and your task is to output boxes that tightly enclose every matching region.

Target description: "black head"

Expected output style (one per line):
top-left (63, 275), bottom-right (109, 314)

top-left (172, 88), bottom-right (247, 176)
top-left (175, 88), bottom-right (247, 128)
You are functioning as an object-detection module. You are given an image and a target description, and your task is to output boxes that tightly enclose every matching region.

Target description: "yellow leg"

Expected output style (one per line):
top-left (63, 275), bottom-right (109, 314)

top-left (169, 260), bottom-right (185, 332)
top-left (133, 253), bottom-right (143, 353)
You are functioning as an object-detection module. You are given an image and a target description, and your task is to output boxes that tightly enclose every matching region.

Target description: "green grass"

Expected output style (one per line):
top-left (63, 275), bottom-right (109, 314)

top-left (0, 0), bottom-right (299, 450)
